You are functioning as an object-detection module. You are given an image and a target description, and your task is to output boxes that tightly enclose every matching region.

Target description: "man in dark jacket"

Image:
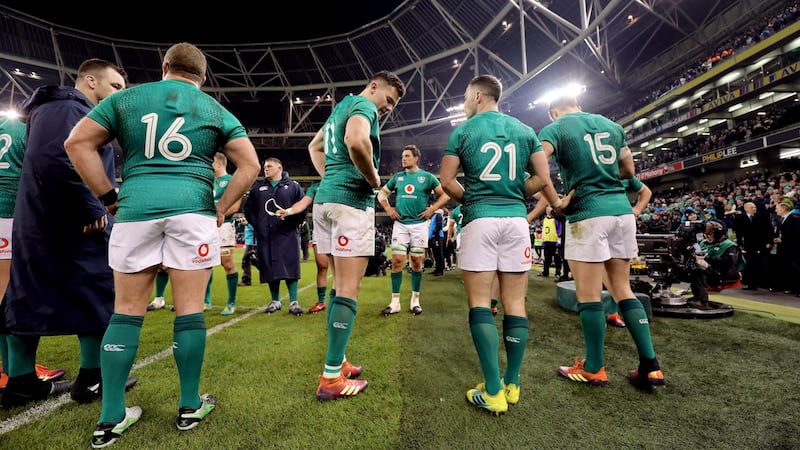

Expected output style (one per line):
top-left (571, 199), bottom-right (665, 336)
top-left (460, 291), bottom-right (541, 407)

top-left (2, 59), bottom-right (135, 408)
top-left (773, 200), bottom-right (800, 295)
top-left (244, 157), bottom-right (305, 315)
top-left (733, 201), bottom-right (774, 290)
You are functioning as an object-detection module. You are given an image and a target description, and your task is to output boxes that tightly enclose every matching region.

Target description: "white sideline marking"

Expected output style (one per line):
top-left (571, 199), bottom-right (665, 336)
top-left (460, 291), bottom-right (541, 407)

top-left (0, 281), bottom-right (317, 435)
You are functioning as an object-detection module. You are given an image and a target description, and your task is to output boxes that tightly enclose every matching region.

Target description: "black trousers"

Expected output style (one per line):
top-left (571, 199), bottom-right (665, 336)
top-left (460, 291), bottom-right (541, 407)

top-left (741, 249), bottom-right (767, 289)
top-left (429, 236), bottom-right (445, 274)
top-left (542, 241), bottom-right (561, 276)
top-left (443, 239), bottom-right (456, 268)
top-left (241, 244), bottom-right (257, 283)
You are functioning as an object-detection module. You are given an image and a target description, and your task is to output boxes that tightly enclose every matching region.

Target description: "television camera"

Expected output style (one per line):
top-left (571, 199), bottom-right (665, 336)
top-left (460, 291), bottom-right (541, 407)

top-left (634, 220), bottom-right (734, 318)
top-left (634, 220), bottom-right (706, 307)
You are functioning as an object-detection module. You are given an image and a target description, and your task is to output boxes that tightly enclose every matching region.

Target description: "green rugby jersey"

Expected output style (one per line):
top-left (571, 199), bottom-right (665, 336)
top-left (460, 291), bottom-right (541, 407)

top-left (450, 204), bottom-right (463, 234)
top-left (621, 176), bottom-right (643, 193)
top-left (304, 182), bottom-right (319, 200)
top-left (87, 79), bottom-right (248, 222)
top-left (538, 111), bottom-right (632, 223)
top-left (313, 95), bottom-right (380, 210)
top-left (385, 168), bottom-right (440, 224)
top-left (0, 117), bottom-right (26, 218)
top-left (444, 110), bottom-right (541, 226)
top-left (214, 173), bottom-right (234, 223)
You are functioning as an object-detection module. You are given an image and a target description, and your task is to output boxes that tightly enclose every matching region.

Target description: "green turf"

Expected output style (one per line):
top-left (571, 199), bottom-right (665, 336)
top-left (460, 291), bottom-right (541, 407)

top-left (1, 248), bottom-right (799, 449)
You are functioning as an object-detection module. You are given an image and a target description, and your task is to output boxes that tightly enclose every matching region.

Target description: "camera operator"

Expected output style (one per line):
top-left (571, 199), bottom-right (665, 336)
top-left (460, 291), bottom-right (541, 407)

top-left (686, 220), bottom-right (745, 310)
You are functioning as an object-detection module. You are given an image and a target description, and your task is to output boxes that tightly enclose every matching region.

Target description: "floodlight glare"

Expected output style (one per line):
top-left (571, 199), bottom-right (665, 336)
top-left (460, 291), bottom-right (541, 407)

top-left (533, 83), bottom-right (586, 106)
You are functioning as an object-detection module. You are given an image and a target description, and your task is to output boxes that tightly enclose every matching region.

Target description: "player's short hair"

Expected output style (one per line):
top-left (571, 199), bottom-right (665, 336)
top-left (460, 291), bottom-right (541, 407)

top-left (371, 70), bottom-right (406, 98)
top-left (264, 157), bottom-right (282, 169)
top-left (548, 95), bottom-right (580, 113)
top-left (468, 75), bottom-right (502, 102)
top-left (78, 58), bottom-right (127, 83)
top-left (164, 42), bottom-right (207, 83)
top-left (402, 144), bottom-right (420, 160)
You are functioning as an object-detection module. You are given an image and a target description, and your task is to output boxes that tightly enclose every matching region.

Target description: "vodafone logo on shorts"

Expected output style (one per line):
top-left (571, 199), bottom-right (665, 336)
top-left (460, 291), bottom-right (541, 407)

top-left (521, 246), bottom-right (532, 265)
top-left (336, 235), bottom-right (352, 253)
top-left (0, 237), bottom-right (8, 249)
top-left (192, 243), bottom-right (214, 265)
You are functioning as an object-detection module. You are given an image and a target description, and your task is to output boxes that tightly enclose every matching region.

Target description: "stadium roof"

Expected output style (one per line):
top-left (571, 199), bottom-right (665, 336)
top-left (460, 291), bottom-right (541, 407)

top-left (0, 0), bottom-right (784, 150)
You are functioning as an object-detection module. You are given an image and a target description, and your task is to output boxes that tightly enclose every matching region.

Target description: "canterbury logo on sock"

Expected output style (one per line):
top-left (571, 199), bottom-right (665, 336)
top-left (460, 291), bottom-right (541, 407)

top-left (332, 322), bottom-right (348, 329)
top-left (505, 336), bottom-right (521, 344)
top-left (103, 344), bottom-right (126, 352)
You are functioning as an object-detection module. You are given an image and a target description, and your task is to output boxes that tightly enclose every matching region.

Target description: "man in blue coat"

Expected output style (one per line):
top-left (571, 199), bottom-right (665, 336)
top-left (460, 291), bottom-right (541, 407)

top-left (244, 157), bottom-right (305, 315)
top-left (1, 59), bottom-right (135, 408)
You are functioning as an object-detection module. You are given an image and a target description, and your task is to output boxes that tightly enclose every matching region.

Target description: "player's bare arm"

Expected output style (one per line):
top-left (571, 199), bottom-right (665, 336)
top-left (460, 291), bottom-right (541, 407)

top-left (64, 117), bottom-right (118, 214)
top-left (439, 154), bottom-right (464, 203)
top-left (308, 129), bottom-right (326, 176)
top-left (345, 115), bottom-right (380, 188)
top-left (217, 137), bottom-right (260, 227)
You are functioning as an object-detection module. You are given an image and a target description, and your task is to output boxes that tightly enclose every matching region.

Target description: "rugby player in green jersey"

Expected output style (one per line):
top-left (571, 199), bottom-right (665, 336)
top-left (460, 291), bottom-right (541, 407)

top-left (440, 74), bottom-right (560, 414)
top-left (66, 42), bottom-right (260, 447)
top-left (308, 70), bottom-right (405, 402)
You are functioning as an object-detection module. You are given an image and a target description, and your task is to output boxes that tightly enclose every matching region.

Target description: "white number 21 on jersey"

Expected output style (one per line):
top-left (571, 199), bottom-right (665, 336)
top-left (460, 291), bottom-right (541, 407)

top-left (479, 142), bottom-right (517, 181)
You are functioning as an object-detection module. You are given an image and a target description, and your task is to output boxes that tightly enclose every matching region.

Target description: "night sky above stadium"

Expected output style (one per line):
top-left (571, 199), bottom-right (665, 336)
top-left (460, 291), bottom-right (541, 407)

top-left (3, 1), bottom-right (404, 44)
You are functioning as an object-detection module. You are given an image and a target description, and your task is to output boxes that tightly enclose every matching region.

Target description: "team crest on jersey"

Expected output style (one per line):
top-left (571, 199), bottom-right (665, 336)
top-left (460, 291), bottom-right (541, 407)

top-left (417, 176), bottom-right (425, 184)
top-left (404, 184), bottom-right (415, 194)
top-left (219, 180), bottom-right (228, 188)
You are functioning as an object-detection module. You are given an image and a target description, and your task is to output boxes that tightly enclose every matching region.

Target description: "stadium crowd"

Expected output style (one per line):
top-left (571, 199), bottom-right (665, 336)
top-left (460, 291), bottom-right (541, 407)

top-left (609, 0), bottom-right (800, 122)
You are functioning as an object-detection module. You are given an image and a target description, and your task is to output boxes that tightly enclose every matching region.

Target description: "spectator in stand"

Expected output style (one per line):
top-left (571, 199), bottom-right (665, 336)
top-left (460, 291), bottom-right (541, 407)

top-left (646, 212), bottom-right (669, 233)
top-left (734, 201), bottom-right (774, 290)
